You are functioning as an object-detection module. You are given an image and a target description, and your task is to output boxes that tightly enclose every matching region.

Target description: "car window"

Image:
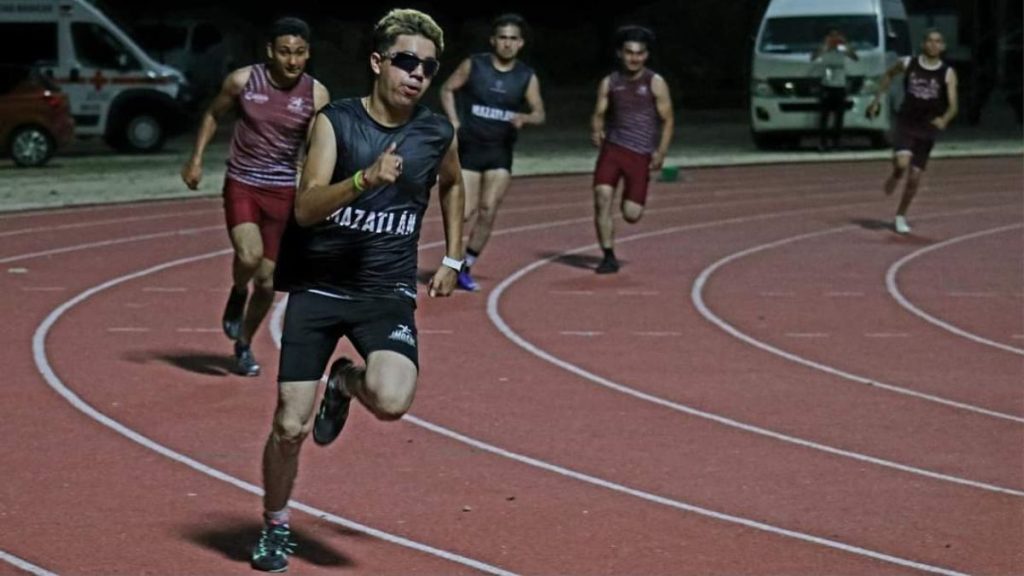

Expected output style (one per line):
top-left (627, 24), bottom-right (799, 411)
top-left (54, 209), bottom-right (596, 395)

top-left (760, 15), bottom-right (879, 54)
top-left (71, 22), bottom-right (141, 70)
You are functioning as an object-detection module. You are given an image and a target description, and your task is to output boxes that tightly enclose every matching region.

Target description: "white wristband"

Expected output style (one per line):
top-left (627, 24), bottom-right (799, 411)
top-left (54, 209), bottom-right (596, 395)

top-left (441, 256), bottom-right (464, 271)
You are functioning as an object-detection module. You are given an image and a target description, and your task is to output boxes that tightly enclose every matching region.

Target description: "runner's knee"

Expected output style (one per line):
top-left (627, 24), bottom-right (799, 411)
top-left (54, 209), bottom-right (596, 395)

top-left (272, 413), bottom-right (309, 446)
top-left (237, 247), bottom-right (264, 270)
top-left (364, 373), bottom-right (415, 421)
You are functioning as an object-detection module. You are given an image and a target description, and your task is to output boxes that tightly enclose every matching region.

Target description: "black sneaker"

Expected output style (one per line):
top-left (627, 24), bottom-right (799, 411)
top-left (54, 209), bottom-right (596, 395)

top-left (222, 286), bottom-right (248, 340)
top-left (595, 255), bottom-right (620, 274)
top-left (312, 358), bottom-right (355, 446)
top-left (234, 341), bottom-right (261, 377)
top-left (251, 523), bottom-right (295, 573)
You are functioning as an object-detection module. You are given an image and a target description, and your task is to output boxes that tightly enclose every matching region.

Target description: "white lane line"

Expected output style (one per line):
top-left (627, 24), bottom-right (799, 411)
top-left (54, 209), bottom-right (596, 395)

top-left (419, 329), bottom-right (454, 335)
top-left (635, 331), bottom-right (683, 337)
top-left (760, 291), bottom-right (796, 297)
top-left (21, 287), bottom-right (66, 292)
top-left (886, 224), bottom-right (1024, 357)
top-left (560, 331), bottom-right (604, 337)
top-left (142, 287), bottom-right (187, 293)
top-left (487, 205), bottom-right (1024, 496)
top-left (0, 225), bottom-right (223, 264)
top-left (785, 333), bottom-right (830, 338)
top-left (865, 333), bottom-right (911, 339)
top-left (176, 328), bottom-right (221, 333)
top-left (107, 327), bottom-right (151, 333)
top-left (549, 290), bottom-right (595, 296)
top-left (947, 292), bottom-right (998, 298)
top-left (692, 209), bottom-right (1024, 424)
top-left (268, 304), bottom-right (976, 576)
top-left (0, 550), bottom-right (58, 576)
top-left (407, 416), bottom-right (970, 576)
top-left (33, 250), bottom-right (516, 576)
top-left (0, 209), bottom-right (220, 238)
top-left (618, 290), bottom-right (660, 296)
top-left (826, 291), bottom-right (865, 297)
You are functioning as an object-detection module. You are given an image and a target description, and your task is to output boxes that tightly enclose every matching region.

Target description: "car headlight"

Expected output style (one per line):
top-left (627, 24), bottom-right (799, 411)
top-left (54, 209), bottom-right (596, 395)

top-left (751, 78), bottom-right (773, 97)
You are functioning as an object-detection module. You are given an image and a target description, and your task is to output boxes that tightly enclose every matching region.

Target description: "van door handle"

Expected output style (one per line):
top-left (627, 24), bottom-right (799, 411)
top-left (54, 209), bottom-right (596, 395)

top-left (69, 68), bottom-right (80, 81)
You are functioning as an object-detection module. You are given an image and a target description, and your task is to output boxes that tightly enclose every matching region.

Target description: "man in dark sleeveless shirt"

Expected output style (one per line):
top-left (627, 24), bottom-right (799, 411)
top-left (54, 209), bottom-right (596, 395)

top-left (249, 10), bottom-right (464, 572)
top-left (868, 29), bottom-right (959, 235)
top-left (440, 13), bottom-right (545, 291)
top-left (590, 25), bottom-right (674, 273)
top-left (181, 18), bottom-right (329, 375)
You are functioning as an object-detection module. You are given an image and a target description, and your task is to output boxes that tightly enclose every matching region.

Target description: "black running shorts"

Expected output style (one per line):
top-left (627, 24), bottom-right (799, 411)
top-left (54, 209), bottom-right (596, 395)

top-left (278, 291), bottom-right (419, 382)
top-left (458, 139), bottom-right (514, 172)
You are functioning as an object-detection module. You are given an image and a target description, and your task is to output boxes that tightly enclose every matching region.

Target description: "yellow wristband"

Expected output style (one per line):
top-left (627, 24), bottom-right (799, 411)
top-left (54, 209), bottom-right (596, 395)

top-left (353, 170), bottom-right (365, 192)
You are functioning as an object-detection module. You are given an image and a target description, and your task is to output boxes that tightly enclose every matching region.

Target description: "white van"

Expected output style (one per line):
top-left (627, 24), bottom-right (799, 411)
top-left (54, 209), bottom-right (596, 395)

top-left (750, 0), bottom-right (911, 148)
top-left (0, 0), bottom-right (190, 152)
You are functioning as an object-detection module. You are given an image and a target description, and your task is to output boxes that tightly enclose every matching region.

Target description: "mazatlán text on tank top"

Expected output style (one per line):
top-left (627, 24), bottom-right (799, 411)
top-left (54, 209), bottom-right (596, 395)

top-left (605, 69), bottom-right (659, 155)
top-left (226, 63), bottom-right (316, 189)
top-left (458, 53), bottom-right (533, 146)
top-left (898, 55), bottom-right (951, 127)
top-left (273, 98), bottom-right (455, 301)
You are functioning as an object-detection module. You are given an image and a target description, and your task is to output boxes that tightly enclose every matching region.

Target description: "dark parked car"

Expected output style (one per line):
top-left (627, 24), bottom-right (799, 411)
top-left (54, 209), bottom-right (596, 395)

top-left (0, 65), bottom-right (75, 167)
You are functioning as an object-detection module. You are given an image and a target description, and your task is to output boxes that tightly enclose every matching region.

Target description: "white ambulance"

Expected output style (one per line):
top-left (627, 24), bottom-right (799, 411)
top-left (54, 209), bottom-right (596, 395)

top-left (749, 0), bottom-right (911, 149)
top-left (0, 0), bottom-right (190, 152)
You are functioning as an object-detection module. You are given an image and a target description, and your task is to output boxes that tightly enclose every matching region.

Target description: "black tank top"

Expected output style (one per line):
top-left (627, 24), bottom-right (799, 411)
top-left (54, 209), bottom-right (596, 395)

top-left (899, 56), bottom-right (951, 126)
top-left (274, 98), bottom-right (455, 301)
top-left (458, 53), bottom-right (534, 146)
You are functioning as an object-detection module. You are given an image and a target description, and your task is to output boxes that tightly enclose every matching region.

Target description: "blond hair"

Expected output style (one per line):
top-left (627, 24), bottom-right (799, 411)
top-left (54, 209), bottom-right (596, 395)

top-left (373, 9), bottom-right (444, 55)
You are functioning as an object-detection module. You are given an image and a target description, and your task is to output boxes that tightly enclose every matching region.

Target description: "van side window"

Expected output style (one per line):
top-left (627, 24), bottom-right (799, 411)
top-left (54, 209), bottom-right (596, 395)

top-left (886, 19), bottom-right (911, 56)
top-left (0, 23), bottom-right (58, 67)
top-left (71, 22), bottom-right (140, 70)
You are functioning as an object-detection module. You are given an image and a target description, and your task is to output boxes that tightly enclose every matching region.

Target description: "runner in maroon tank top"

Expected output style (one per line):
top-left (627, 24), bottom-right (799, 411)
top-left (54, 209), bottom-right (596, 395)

top-left (590, 25), bottom-right (674, 274)
top-left (181, 17), bottom-right (330, 376)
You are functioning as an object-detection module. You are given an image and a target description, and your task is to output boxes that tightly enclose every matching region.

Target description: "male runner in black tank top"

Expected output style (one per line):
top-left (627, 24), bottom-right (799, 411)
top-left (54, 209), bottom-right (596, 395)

top-left (868, 29), bottom-right (959, 235)
top-left (249, 10), bottom-right (464, 572)
top-left (440, 13), bottom-right (545, 291)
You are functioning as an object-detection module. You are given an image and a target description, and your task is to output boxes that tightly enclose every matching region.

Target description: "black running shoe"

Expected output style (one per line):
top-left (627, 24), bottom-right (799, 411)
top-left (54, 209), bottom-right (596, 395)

top-left (595, 255), bottom-right (620, 274)
top-left (234, 341), bottom-right (261, 377)
top-left (222, 286), bottom-right (248, 340)
top-left (251, 523), bottom-right (295, 573)
top-left (312, 357), bottom-right (355, 446)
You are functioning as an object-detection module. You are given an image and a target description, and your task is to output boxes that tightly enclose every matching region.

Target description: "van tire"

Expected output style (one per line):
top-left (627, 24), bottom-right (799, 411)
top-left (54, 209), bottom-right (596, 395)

top-left (107, 110), bottom-right (167, 153)
top-left (10, 125), bottom-right (55, 167)
top-left (869, 131), bottom-right (891, 149)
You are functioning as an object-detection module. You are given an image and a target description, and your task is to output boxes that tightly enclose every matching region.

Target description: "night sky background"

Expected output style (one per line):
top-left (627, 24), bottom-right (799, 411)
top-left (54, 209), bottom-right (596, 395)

top-left (96, 0), bottom-right (1021, 120)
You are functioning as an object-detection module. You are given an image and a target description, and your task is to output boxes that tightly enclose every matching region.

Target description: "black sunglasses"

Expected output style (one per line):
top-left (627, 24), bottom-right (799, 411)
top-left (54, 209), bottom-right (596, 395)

top-left (384, 51), bottom-right (440, 78)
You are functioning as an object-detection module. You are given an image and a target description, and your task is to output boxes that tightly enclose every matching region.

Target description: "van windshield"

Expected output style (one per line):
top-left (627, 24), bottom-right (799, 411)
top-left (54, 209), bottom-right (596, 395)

top-left (759, 16), bottom-right (879, 54)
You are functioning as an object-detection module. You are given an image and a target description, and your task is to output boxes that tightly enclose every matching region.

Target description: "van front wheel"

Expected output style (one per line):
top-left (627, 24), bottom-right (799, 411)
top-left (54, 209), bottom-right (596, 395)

top-left (107, 111), bottom-right (166, 153)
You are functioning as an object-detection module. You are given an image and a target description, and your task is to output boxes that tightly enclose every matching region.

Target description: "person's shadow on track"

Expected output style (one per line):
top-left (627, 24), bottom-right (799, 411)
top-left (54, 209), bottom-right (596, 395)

top-left (184, 517), bottom-right (356, 568)
top-left (124, 349), bottom-right (236, 376)
top-left (535, 251), bottom-right (607, 271)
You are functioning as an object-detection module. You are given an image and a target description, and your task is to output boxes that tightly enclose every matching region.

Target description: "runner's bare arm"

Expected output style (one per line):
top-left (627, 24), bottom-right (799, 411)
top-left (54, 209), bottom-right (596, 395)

top-left (591, 76), bottom-right (610, 147)
top-left (440, 58), bottom-right (472, 131)
top-left (512, 74), bottom-right (546, 129)
top-left (295, 81), bottom-right (332, 175)
top-left (181, 67), bottom-right (250, 189)
top-left (932, 68), bottom-right (958, 130)
top-left (650, 74), bottom-right (675, 170)
top-left (295, 116), bottom-right (403, 227)
top-left (867, 60), bottom-right (907, 118)
top-left (429, 135), bottom-right (465, 298)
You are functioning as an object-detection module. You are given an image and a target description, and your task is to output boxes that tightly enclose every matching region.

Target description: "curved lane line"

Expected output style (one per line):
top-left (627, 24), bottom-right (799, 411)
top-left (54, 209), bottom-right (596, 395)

top-left (485, 206), bottom-right (1024, 498)
top-left (0, 550), bottom-right (58, 576)
top-left (886, 224), bottom-right (1024, 356)
top-left (32, 249), bottom-right (517, 576)
top-left (691, 211), bottom-right (1024, 423)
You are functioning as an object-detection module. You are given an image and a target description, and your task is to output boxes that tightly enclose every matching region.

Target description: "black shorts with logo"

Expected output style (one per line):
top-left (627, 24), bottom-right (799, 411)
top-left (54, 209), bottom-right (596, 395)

top-left (278, 291), bottom-right (418, 382)
top-left (458, 138), bottom-right (514, 172)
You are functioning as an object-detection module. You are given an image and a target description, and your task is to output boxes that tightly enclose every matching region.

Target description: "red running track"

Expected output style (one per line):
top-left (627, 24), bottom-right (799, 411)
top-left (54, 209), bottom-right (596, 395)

top-left (0, 157), bottom-right (1021, 575)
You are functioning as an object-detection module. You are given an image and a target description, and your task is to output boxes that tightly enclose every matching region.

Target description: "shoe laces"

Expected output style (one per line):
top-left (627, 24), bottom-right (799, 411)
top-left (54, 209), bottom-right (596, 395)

top-left (255, 524), bottom-right (295, 558)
